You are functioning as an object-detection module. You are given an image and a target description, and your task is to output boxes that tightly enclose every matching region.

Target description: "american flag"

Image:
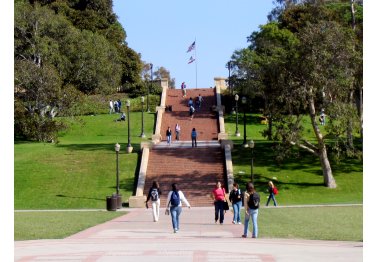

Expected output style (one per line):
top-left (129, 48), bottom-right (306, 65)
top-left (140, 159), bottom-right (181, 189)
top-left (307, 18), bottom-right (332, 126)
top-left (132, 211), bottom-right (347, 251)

top-left (188, 56), bottom-right (195, 64)
top-left (186, 41), bottom-right (195, 53)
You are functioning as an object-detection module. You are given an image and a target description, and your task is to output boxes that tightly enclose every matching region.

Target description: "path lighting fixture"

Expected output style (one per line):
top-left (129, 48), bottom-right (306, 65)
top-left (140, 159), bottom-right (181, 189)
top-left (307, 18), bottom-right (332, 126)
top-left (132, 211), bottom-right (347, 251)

top-left (148, 63), bottom-right (153, 112)
top-left (114, 143), bottom-right (122, 209)
top-left (126, 100), bottom-right (133, 153)
top-left (248, 140), bottom-right (255, 182)
top-left (140, 96), bottom-right (145, 138)
top-left (242, 96), bottom-right (248, 147)
top-left (234, 94), bottom-right (240, 136)
top-left (114, 143), bottom-right (120, 196)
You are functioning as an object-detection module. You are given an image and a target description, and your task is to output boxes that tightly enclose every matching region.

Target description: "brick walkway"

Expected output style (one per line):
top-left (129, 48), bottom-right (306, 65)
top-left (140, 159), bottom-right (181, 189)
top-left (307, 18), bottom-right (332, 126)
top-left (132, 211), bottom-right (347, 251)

top-left (15, 207), bottom-right (363, 261)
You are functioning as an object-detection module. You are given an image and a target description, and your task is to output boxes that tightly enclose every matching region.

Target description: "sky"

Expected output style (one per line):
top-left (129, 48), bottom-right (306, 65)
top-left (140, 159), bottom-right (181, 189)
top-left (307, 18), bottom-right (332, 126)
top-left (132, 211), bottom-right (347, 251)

top-left (113, 0), bottom-right (275, 88)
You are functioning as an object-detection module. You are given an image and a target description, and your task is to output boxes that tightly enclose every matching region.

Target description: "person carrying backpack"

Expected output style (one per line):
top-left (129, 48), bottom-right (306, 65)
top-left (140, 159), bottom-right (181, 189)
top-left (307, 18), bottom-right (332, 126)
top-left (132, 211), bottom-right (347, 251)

top-left (145, 181), bottom-right (162, 222)
top-left (242, 182), bottom-right (260, 238)
top-left (165, 183), bottom-right (191, 233)
top-left (266, 180), bottom-right (278, 206)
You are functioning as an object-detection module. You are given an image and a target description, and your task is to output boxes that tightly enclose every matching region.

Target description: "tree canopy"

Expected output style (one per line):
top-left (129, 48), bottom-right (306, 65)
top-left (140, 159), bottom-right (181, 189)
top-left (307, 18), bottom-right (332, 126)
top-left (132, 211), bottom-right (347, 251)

top-left (230, 0), bottom-right (363, 187)
top-left (14, 0), bottom-right (144, 141)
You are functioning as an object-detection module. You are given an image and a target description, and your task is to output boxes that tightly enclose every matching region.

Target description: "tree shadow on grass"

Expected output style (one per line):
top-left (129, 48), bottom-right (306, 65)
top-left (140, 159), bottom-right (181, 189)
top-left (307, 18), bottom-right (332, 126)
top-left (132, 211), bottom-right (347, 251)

top-left (56, 143), bottom-right (142, 153)
top-left (56, 194), bottom-right (104, 201)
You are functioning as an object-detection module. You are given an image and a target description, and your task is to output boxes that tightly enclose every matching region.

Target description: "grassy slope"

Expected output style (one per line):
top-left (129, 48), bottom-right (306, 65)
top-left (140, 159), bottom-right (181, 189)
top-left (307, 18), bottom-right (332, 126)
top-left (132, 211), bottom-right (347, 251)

top-left (15, 113), bottom-right (155, 209)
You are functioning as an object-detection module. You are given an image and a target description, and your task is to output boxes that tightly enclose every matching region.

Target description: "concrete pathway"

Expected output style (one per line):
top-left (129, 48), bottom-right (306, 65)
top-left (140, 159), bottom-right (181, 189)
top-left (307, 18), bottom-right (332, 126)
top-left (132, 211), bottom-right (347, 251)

top-left (15, 207), bottom-right (362, 262)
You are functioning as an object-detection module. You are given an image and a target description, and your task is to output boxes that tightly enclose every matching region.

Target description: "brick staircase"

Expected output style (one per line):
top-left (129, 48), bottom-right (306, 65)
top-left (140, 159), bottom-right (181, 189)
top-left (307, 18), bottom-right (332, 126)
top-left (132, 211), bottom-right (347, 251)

top-left (145, 147), bottom-right (225, 207)
top-left (144, 88), bottom-right (227, 207)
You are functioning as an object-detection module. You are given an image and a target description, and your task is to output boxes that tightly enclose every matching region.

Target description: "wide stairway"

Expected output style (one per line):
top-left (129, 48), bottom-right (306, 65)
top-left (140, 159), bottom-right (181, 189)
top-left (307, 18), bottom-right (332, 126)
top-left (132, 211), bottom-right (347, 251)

top-left (143, 88), bottom-right (226, 207)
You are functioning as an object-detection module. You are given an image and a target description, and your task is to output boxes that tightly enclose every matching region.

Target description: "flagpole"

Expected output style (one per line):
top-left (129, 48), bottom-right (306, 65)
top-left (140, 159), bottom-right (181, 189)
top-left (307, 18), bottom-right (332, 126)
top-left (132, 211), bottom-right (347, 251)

top-left (195, 37), bottom-right (197, 89)
top-left (195, 38), bottom-right (197, 88)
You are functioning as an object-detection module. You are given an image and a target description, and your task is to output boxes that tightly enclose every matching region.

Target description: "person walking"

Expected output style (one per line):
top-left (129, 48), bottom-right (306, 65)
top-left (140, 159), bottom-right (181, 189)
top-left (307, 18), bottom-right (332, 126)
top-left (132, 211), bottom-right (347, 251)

top-left (145, 181), bottom-right (162, 222)
top-left (211, 181), bottom-right (226, 224)
top-left (175, 123), bottom-right (181, 141)
top-left (165, 183), bottom-right (191, 233)
top-left (109, 100), bottom-right (114, 114)
top-left (191, 128), bottom-right (197, 148)
top-left (198, 94), bottom-right (204, 109)
top-left (266, 181), bottom-right (278, 206)
top-left (166, 126), bottom-right (172, 145)
top-left (181, 82), bottom-right (187, 97)
top-left (189, 105), bottom-right (195, 120)
top-left (229, 182), bottom-right (243, 224)
top-left (242, 182), bottom-right (260, 238)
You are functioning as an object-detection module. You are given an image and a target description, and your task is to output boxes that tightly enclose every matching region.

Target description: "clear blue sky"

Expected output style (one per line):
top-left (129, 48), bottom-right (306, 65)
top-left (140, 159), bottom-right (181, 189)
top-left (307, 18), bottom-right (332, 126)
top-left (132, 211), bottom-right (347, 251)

top-left (113, 0), bottom-right (275, 88)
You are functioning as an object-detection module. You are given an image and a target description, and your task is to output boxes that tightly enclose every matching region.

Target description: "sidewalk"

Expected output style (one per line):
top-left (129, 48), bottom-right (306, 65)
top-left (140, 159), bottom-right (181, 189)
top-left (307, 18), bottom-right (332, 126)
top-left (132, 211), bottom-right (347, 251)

top-left (14, 207), bottom-right (362, 262)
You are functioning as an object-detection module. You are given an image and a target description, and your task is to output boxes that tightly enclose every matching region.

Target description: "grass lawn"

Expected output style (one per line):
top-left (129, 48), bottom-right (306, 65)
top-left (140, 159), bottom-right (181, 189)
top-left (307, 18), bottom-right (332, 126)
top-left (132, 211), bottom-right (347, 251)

top-left (257, 205), bottom-right (363, 241)
top-left (225, 113), bottom-right (363, 205)
top-left (15, 112), bottom-right (155, 209)
top-left (14, 211), bottom-right (126, 240)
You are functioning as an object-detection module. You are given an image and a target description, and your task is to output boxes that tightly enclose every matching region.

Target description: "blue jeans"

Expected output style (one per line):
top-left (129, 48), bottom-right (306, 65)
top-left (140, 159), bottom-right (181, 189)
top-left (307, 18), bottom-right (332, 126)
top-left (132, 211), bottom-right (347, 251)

top-left (214, 201), bottom-right (224, 223)
top-left (167, 135), bottom-right (171, 144)
top-left (266, 193), bottom-right (278, 206)
top-left (170, 206), bottom-right (182, 231)
top-left (232, 201), bottom-right (242, 223)
top-left (244, 208), bottom-right (258, 237)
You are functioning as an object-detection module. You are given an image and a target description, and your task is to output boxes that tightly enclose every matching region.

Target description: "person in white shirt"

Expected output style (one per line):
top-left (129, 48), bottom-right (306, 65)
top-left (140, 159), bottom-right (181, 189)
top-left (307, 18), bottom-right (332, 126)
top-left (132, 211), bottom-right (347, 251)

top-left (175, 123), bottom-right (181, 141)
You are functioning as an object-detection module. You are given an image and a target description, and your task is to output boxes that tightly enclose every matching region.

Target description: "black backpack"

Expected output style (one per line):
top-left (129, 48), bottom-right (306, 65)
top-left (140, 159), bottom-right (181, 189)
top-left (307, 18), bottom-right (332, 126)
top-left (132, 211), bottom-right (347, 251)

top-left (170, 190), bottom-right (180, 206)
top-left (150, 188), bottom-right (159, 201)
top-left (248, 192), bottom-right (260, 209)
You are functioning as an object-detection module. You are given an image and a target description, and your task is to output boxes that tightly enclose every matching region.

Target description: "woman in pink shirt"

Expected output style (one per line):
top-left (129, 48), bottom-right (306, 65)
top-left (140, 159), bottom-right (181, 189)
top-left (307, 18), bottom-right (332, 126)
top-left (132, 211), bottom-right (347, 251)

top-left (211, 181), bottom-right (226, 224)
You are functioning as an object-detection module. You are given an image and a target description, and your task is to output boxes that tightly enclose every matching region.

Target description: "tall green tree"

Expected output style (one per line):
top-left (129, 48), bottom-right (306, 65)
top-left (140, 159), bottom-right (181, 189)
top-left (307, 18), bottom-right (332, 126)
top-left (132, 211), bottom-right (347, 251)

top-left (231, 1), bottom-right (362, 188)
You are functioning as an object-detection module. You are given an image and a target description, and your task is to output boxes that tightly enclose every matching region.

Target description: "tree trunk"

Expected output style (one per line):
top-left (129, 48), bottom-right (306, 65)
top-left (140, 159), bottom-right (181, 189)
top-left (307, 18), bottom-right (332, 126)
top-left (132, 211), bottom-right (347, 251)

top-left (308, 96), bottom-right (337, 188)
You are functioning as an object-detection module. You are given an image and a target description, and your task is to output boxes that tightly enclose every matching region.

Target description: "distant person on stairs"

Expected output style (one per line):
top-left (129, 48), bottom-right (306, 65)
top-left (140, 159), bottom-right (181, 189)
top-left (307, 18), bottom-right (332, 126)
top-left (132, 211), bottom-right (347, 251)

top-left (166, 126), bottom-right (172, 145)
top-left (188, 97), bottom-right (194, 107)
top-left (191, 128), bottom-right (197, 147)
top-left (175, 123), bottom-right (181, 141)
top-left (165, 183), bottom-right (191, 233)
top-left (198, 94), bottom-right (204, 109)
top-left (145, 181), bottom-right (162, 222)
top-left (181, 82), bottom-right (187, 97)
top-left (211, 181), bottom-right (227, 224)
top-left (189, 105), bottom-right (195, 120)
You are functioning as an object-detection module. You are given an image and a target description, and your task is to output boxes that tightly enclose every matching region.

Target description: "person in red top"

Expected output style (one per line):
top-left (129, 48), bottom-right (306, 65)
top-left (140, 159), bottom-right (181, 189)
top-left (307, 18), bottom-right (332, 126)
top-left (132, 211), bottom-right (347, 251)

top-left (211, 181), bottom-right (226, 224)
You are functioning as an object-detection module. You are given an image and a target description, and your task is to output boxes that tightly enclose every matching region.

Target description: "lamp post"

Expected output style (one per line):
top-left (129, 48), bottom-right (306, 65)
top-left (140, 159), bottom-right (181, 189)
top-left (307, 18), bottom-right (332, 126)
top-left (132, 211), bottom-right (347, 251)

top-left (140, 96), bottom-right (145, 138)
top-left (248, 140), bottom-right (255, 182)
top-left (147, 63), bottom-right (153, 112)
top-left (235, 94), bottom-right (240, 137)
top-left (114, 143), bottom-right (122, 209)
top-left (242, 96), bottom-right (248, 147)
top-left (227, 61), bottom-right (233, 95)
top-left (126, 100), bottom-right (133, 153)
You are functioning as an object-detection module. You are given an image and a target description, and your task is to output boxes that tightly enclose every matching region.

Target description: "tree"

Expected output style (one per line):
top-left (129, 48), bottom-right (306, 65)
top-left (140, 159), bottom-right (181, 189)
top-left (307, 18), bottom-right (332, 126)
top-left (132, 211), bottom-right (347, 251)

top-left (231, 1), bottom-right (362, 188)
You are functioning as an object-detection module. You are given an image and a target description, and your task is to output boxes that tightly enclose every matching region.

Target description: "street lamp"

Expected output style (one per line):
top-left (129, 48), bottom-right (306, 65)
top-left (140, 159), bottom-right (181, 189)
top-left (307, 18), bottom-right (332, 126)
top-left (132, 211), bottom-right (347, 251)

top-left (126, 100), bottom-right (133, 153)
top-left (140, 96), bottom-right (145, 138)
top-left (114, 143), bottom-right (122, 209)
top-left (148, 63), bottom-right (153, 112)
top-left (227, 61), bottom-right (233, 95)
top-left (248, 140), bottom-right (255, 182)
top-left (242, 96), bottom-right (248, 147)
top-left (235, 94), bottom-right (240, 137)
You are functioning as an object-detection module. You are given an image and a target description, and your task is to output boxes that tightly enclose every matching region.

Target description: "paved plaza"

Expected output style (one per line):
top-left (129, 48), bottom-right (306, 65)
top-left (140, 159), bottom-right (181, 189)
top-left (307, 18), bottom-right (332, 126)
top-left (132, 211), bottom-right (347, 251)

top-left (15, 207), bottom-right (362, 261)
